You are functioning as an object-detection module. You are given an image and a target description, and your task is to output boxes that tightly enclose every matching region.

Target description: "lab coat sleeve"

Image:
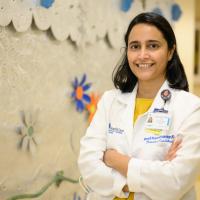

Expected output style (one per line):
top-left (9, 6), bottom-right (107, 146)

top-left (127, 107), bottom-right (200, 200)
top-left (78, 92), bottom-right (127, 198)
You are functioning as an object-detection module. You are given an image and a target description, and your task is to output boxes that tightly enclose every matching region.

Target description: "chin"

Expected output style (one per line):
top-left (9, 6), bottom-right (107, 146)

top-left (136, 74), bottom-right (154, 81)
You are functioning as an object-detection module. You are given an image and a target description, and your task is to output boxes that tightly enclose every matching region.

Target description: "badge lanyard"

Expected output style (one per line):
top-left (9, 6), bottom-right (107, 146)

top-left (153, 89), bottom-right (171, 113)
top-left (145, 89), bottom-right (172, 131)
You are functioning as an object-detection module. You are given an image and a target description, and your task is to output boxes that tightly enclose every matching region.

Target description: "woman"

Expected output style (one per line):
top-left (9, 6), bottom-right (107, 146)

top-left (78, 12), bottom-right (200, 200)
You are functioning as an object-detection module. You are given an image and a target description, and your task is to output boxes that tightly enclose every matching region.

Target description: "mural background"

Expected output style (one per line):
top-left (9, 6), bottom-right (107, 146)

top-left (0, 0), bottom-right (197, 199)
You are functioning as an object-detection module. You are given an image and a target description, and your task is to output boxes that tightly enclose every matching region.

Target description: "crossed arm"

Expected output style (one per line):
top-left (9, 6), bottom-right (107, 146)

top-left (103, 136), bottom-right (182, 192)
top-left (79, 93), bottom-right (200, 199)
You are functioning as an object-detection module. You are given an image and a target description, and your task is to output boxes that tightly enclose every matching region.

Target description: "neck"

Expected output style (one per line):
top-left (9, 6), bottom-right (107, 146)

top-left (137, 79), bottom-right (165, 99)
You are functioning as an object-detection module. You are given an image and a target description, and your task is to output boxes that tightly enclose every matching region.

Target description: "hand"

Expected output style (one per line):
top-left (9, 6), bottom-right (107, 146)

top-left (103, 149), bottom-right (118, 167)
top-left (165, 136), bottom-right (182, 161)
top-left (103, 149), bottom-right (130, 177)
top-left (122, 185), bottom-right (129, 192)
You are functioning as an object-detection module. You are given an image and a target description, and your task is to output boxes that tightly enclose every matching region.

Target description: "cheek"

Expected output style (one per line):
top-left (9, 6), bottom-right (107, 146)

top-left (127, 52), bottom-right (136, 64)
top-left (155, 52), bottom-right (169, 65)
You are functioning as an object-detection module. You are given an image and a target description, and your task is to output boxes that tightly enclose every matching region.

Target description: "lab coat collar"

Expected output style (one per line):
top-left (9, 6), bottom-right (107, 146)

top-left (116, 80), bottom-right (172, 107)
top-left (116, 83), bottom-right (138, 105)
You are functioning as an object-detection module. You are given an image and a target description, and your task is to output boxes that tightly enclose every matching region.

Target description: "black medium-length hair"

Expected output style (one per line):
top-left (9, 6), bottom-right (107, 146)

top-left (112, 12), bottom-right (189, 93)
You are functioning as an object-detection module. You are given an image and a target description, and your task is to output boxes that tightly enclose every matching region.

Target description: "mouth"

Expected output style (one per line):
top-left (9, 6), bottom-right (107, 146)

top-left (136, 63), bottom-right (154, 69)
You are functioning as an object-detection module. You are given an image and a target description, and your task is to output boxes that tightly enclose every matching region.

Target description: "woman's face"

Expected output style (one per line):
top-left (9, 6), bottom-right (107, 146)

top-left (127, 23), bottom-right (174, 85)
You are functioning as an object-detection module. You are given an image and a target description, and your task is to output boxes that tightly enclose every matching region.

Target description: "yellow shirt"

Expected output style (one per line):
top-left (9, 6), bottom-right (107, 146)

top-left (114, 98), bottom-right (153, 200)
top-left (134, 98), bottom-right (153, 123)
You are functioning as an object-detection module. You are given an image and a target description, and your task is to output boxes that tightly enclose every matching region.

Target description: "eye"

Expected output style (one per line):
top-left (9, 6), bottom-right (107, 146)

top-left (147, 43), bottom-right (160, 49)
top-left (129, 43), bottom-right (140, 51)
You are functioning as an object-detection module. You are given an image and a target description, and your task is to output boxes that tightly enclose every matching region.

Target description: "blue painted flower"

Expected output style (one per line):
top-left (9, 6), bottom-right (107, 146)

top-left (152, 7), bottom-right (163, 16)
top-left (71, 74), bottom-right (91, 112)
top-left (40, 0), bottom-right (54, 9)
top-left (121, 0), bottom-right (134, 12)
top-left (171, 3), bottom-right (182, 21)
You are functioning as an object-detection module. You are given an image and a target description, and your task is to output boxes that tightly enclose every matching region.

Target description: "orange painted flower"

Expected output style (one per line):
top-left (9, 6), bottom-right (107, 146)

top-left (86, 93), bottom-right (100, 123)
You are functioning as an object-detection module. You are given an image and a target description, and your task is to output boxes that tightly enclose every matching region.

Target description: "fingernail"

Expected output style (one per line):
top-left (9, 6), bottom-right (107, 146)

top-left (174, 134), bottom-right (183, 143)
top-left (176, 134), bottom-right (183, 139)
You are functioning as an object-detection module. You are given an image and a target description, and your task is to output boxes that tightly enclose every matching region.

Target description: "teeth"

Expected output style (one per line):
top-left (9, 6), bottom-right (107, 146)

top-left (137, 63), bottom-right (152, 68)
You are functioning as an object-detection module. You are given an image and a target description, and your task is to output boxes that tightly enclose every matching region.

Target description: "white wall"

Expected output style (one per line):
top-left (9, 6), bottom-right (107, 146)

top-left (174, 0), bottom-right (195, 91)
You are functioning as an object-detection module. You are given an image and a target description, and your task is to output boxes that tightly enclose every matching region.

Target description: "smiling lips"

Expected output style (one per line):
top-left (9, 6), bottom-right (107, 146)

top-left (136, 63), bottom-right (154, 68)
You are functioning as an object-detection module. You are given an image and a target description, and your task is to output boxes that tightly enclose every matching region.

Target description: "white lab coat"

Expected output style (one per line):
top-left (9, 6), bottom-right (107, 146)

top-left (78, 81), bottom-right (200, 200)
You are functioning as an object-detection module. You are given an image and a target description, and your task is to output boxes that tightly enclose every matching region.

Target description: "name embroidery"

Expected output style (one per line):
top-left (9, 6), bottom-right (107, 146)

top-left (144, 135), bottom-right (174, 144)
top-left (108, 123), bottom-right (125, 135)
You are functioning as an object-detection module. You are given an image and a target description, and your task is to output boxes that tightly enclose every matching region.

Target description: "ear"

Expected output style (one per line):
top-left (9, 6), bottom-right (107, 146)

top-left (168, 45), bottom-right (176, 61)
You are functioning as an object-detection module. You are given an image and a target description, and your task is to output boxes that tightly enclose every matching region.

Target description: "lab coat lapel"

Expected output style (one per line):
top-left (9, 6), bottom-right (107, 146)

top-left (117, 85), bottom-right (138, 148)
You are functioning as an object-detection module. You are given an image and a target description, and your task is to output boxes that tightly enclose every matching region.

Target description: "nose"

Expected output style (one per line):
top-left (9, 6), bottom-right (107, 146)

top-left (138, 47), bottom-right (150, 59)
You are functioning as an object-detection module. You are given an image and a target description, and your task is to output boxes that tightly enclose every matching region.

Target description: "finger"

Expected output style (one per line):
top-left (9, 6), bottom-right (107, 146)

top-left (170, 143), bottom-right (182, 151)
top-left (171, 144), bottom-right (182, 154)
top-left (165, 144), bottom-right (181, 160)
top-left (167, 145), bottom-right (182, 159)
top-left (169, 144), bottom-right (182, 154)
top-left (169, 137), bottom-right (182, 151)
top-left (174, 134), bottom-right (183, 146)
top-left (165, 150), bottom-right (178, 161)
top-left (173, 137), bottom-right (182, 147)
top-left (168, 141), bottom-right (176, 152)
top-left (168, 154), bottom-right (177, 161)
top-left (174, 144), bottom-right (182, 151)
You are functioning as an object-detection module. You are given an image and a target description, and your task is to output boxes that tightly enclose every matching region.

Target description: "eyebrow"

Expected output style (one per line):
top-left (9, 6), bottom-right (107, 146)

top-left (128, 40), bottom-right (160, 45)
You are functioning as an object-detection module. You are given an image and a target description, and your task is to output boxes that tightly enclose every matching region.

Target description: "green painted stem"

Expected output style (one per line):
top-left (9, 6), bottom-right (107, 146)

top-left (7, 171), bottom-right (79, 200)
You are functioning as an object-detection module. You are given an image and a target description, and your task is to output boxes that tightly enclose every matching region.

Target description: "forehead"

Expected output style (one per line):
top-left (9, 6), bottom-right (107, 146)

top-left (128, 23), bottom-right (166, 42)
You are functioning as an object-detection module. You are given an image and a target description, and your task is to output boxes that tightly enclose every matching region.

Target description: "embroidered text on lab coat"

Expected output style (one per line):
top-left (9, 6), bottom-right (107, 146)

top-left (108, 123), bottom-right (125, 135)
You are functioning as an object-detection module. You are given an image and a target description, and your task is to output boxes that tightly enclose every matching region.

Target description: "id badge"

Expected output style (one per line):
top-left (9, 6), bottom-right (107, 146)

top-left (145, 112), bottom-right (171, 130)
